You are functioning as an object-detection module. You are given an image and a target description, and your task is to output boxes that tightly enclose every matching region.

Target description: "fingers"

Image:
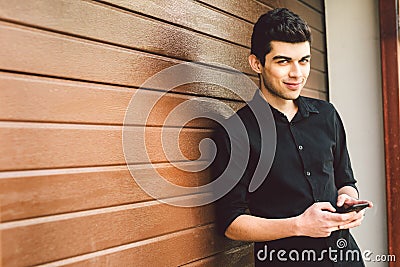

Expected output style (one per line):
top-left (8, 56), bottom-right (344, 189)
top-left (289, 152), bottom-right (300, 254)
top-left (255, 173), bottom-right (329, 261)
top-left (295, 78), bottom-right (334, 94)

top-left (365, 200), bottom-right (374, 208)
top-left (336, 194), bottom-right (349, 207)
top-left (316, 201), bottom-right (336, 213)
top-left (339, 216), bottom-right (364, 230)
top-left (326, 225), bottom-right (340, 233)
top-left (301, 201), bottom-right (370, 237)
top-left (326, 210), bottom-right (357, 222)
top-left (323, 215), bottom-right (361, 236)
top-left (338, 196), bottom-right (374, 209)
top-left (321, 212), bottom-right (357, 234)
top-left (337, 210), bottom-right (365, 230)
top-left (350, 199), bottom-right (373, 207)
top-left (311, 224), bottom-right (337, 238)
top-left (337, 193), bottom-right (362, 207)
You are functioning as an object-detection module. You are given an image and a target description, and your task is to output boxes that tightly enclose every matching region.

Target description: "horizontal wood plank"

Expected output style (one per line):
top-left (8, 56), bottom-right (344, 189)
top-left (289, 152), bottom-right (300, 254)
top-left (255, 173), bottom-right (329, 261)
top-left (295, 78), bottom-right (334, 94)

top-left (300, 0), bottom-right (324, 13)
top-left (0, 1), bottom-right (327, 267)
top-left (0, 72), bottom-right (245, 126)
top-left (282, 0), bottom-right (324, 32)
top-left (0, 0), bottom-right (253, 74)
top-left (0, 122), bottom-right (213, 171)
top-left (311, 28), bottom-right (325, 52)
top-left (311, 48), bottom-right (326, 72)
top-left (195, 0), bottom-right (272, 23)
top-left (255, 0), bottom-right (280, 8)
top-left (42, 224), bottom-right (245, 267)
top-left (0, 199), bottom-right (216, 266)
top-left (0, 162), bottom-right (214, 222)
top-left (0, 21), bottom-right (173, 87)
top-left (183, 244), bottom-right (254, 267)
top-left (301, 87), bottom-right (327, 100)
top-left (0, 22), bottom-right (261, 100)
top-left (102, 0), bottom-right (253, 47)
top-left (306, 69), bottom-right (327, 91)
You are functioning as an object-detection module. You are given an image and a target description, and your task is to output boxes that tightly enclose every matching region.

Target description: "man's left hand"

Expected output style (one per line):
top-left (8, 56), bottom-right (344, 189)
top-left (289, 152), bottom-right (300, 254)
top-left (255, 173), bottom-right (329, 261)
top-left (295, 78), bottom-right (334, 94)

top-left (336, 194), bottom-right (373, 230)
top-left (337, 193), bottom-right (373, 209)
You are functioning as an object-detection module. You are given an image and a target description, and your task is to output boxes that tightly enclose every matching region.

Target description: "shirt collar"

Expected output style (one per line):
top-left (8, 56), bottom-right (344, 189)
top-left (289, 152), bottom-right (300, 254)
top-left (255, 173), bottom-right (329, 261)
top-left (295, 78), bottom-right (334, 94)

top-left (295, 96), bottom-right (319, 118)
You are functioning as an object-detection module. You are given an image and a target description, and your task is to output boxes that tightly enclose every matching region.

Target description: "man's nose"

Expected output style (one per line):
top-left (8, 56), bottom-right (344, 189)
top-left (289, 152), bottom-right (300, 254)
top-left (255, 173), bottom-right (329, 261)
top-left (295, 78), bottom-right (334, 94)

top-left (289, 63), bottom-right (302, 78)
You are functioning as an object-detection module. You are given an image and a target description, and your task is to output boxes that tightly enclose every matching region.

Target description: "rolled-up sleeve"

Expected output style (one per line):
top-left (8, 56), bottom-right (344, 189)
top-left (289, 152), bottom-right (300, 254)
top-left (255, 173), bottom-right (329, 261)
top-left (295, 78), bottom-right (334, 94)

top-left (212, 122), bottom-right (252, 236)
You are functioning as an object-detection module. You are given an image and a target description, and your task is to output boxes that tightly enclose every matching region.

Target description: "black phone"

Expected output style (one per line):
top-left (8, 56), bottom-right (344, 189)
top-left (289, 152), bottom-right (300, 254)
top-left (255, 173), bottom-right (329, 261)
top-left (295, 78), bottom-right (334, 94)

top-left (339, 203), bottom-right (369, 213)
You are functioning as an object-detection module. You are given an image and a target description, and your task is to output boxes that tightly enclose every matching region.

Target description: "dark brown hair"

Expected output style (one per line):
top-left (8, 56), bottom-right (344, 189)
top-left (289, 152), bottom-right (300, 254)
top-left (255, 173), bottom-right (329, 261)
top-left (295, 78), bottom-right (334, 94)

top-left (251, 8), bottom-right (312, 65)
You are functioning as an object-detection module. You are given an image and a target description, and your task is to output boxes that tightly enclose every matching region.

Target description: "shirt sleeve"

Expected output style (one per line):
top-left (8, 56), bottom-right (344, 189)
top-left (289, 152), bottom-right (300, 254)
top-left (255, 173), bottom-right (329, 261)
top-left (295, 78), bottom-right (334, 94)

top-left (332, 108), bottom-right (358, 192)
top-left (212, 121), bottom-right (252, 236)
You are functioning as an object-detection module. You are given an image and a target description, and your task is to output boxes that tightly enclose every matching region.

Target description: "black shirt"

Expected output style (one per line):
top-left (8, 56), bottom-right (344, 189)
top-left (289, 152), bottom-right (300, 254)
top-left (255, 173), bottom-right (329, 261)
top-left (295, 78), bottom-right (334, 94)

top-left (214, 92), bottom-right (365, 266)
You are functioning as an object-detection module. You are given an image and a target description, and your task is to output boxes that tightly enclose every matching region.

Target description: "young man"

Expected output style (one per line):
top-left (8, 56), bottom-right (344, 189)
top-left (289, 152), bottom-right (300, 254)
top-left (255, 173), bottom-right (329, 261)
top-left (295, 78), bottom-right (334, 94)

top-left (215, 8), bottom-right (372, 266)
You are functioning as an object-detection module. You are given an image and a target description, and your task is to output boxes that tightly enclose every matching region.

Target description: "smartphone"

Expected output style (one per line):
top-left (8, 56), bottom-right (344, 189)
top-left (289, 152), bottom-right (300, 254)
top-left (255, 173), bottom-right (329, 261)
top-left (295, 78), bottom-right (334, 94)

top-left (339, 203), bottom-right (369, 213)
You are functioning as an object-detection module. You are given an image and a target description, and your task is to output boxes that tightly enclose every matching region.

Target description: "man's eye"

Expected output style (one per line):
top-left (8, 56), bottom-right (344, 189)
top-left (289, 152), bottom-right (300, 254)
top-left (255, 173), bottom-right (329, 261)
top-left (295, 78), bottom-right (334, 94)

top-left (300, 59), bottom-right (310, 63)
top-left (278, 60), bottom-right (289, 64)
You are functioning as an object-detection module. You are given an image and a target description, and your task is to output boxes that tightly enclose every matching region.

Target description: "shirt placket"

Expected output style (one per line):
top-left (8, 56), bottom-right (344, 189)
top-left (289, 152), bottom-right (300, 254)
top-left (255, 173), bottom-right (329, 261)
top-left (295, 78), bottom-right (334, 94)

top-left (288, 119), bottom-right (321, 202)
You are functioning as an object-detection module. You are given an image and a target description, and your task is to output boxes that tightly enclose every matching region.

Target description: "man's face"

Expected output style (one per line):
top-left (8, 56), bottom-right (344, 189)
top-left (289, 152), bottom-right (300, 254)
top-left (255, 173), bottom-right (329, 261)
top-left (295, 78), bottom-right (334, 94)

top-left (260, 41), bottom-right (311, 100)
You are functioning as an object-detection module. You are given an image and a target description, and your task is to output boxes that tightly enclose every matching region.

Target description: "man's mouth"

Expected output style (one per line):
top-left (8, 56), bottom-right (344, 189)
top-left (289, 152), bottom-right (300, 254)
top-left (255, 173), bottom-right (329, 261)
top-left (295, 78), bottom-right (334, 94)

top-left (283, 82), bottom-right (302, 90)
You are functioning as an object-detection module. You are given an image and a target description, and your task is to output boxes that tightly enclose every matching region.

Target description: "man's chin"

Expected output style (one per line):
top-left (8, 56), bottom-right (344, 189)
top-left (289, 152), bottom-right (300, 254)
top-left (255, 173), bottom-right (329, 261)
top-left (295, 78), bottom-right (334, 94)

top-left (282, 91), bottom-right (302, 100)
top-left (262, 86), bottom-right (302, 101)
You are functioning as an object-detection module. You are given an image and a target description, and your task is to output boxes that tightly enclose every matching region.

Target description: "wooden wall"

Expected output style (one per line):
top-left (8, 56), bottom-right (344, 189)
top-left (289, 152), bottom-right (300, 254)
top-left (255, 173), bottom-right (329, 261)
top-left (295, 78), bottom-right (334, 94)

top-left (0, 0), bottom-right (326, 266)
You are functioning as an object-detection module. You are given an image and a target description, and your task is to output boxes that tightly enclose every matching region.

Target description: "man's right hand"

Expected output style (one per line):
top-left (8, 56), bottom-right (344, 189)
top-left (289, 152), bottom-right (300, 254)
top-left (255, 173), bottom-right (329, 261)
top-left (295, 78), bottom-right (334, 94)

top-left (295, 202), bottom-right (359, 238)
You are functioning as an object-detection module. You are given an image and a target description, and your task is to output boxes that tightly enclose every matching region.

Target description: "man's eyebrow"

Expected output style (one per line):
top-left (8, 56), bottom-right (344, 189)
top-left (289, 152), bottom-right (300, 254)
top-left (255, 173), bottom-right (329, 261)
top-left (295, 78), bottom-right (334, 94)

top-left (272, 55), bottom-right (292, 61)
top-left (272, 55), bottom-right (311, 61)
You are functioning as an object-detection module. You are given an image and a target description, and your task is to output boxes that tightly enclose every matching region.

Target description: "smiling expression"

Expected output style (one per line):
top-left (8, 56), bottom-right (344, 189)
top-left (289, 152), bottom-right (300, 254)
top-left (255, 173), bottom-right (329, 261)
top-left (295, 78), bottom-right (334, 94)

top-left (259, 41), bottom-right (311, 101)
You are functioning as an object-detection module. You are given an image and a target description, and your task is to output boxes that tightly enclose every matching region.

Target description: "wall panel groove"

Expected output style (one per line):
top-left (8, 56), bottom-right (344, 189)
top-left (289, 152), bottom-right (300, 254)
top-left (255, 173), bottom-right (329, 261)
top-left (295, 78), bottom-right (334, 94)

top-left (0, 0), bottom-right (328, 265)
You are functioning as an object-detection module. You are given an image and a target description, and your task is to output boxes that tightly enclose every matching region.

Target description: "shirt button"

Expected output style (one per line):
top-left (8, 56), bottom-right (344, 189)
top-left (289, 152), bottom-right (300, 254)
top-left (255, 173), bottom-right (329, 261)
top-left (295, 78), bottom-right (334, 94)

top-left (298, 145), bottom-right (303, 150)
top-left (306, 171), bottom-right (311, 176)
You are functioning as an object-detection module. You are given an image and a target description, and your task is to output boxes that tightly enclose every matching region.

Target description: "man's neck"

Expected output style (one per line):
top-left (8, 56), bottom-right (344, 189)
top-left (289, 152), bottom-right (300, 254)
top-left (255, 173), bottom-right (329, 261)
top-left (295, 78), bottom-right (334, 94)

top-left (260, 88), bottom-right (299, 121)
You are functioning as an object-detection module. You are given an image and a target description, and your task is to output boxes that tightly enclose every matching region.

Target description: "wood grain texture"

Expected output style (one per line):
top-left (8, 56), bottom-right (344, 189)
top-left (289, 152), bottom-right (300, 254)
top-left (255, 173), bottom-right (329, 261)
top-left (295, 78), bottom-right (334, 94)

top-left (0, 199), bottom-right (215, 266)
top-left (301, 87), bottom-right (327, 100)
top-left (256, 0), bottom-right (281, 8)
top-left (195, 0), bottom-right (273, 23)
top-left (0, 0), bottom-right (329, 265)
top-left (102, 0), bottom-right (253, 47)
top-left (0, 0), bottom-right (253, 74)
top-left (0, 162), bottom-right (213, 222)
top-left (379, 0), bottom-right (400, 264)
top-left (310, 26), bottom-right (325, 52)
top-left (182, 243), bottom-right (254, 267)
top-left (0, 21), bottom-right (174, 87)
top-left (0, 72), bottom-right (245, 126)
top-left (282, 0), bottom-right (324, 32)
top-left (306, 69), bottom-right (326, 91)
top-left (41, 224), bottom-right (245, 267)
top-left (0, 122), bottom-right (212, 171)
top-left (0, 23), bottom-right (262, 101)
top-left (300, 0), bottom-right (324, 12)
top-left (311, 48), bottom-right (326, 72)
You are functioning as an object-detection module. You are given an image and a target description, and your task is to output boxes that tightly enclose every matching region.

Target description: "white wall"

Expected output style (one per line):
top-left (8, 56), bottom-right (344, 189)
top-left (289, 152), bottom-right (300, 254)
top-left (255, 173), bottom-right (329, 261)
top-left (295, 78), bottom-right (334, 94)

top-left (325, 0), bottom-right (387, 266)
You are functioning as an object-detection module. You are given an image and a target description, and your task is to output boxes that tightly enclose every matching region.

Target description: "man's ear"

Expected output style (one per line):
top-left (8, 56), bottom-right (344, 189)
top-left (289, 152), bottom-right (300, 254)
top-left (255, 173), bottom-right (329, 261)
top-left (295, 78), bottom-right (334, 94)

top-left (248, 54), bottom-right (263, 74)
